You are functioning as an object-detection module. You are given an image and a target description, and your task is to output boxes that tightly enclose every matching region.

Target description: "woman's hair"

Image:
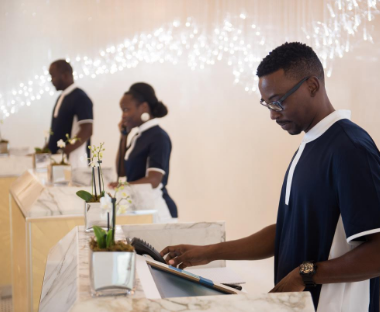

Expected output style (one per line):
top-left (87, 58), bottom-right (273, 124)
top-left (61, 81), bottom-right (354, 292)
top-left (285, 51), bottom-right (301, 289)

top-left (125, 82), bottom-right (168, 118)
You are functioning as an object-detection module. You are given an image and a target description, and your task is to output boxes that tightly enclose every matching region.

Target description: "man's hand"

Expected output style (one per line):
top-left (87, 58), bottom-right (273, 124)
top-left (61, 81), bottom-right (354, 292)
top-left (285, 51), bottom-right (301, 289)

top-left (270, 267), bottom-right (305, 293)
top-left (160, 245), bottom-right (212, 269)
top-left (108, 182), bottom-right (118, 189)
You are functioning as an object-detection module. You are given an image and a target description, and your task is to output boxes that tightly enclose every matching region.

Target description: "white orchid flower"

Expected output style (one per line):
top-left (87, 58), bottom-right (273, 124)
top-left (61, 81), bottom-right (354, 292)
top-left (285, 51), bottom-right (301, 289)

top-left (100, 193), bottom-right (112, 211)
top-left (117, 205), bottom-right (127, 215)
top-left (89, 160), bottom-right (99, 168)
top-left (57, 139), bottom-right (66, 148)
top-left (44, 130), bottom-right (50, 139)
top-left (69, 138), bottom-right (77, 144)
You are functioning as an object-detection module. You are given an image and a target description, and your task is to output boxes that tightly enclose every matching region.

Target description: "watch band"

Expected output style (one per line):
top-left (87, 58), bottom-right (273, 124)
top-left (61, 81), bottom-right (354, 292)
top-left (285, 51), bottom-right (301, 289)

top-left (300, 261), bottom-right (317, 287)
top-left (302, 273), bottom-right (316, 287)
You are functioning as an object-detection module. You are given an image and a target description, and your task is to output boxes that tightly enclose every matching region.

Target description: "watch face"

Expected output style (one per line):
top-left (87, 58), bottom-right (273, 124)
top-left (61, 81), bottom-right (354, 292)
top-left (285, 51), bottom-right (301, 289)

top-left (300, 262), bottom-right (314, 274)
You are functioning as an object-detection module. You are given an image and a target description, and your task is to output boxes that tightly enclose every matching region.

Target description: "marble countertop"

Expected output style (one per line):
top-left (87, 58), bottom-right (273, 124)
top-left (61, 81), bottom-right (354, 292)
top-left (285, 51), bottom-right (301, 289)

top-left (68, 292), bottom-right (314, 312)
top-left (10, 169), bottom-right (156, 219)
top-left (0, 155), bottom-right (33, 177)
top-left (39, 225), bottom-right (315, 312)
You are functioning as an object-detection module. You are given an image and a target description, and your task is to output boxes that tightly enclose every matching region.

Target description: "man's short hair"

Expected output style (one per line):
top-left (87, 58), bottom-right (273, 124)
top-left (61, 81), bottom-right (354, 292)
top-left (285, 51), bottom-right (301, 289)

top-left (51, 60), bottom-right (73, 75)
top-left (256, 42), bottom-right (324, 83)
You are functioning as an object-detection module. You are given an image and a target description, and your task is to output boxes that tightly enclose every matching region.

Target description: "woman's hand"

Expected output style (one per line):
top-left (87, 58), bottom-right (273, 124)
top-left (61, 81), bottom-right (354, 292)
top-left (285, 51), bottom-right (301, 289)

top-left (118, 119), bottom-right (128, 133)
top-left (160, 244), bottom-right (213, 269)
top-left (118, 119), bottom-right (124, 132)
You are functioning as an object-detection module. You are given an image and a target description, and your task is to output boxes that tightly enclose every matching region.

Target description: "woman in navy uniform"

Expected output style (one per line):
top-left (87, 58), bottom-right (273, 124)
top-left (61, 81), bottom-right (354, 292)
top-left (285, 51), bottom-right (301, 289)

top-left (114, 82), bottom-right (177, 221)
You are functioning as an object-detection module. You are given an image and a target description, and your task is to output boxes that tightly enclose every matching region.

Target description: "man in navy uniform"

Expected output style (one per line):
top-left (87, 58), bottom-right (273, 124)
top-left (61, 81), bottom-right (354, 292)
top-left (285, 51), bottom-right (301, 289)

top-left (161, 42), bottom-right (380, 312)
top-left (48, 60), bottom-right (93, 168)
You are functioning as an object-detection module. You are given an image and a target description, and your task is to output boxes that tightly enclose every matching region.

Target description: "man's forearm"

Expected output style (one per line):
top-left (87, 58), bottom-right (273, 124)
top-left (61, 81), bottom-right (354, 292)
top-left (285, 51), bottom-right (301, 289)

top-left (206, 224), bottom-right (276, 262)
top-left (65, 124), bottom-right (92, 155)
top-left (314, 232), bottom-right (380, 285)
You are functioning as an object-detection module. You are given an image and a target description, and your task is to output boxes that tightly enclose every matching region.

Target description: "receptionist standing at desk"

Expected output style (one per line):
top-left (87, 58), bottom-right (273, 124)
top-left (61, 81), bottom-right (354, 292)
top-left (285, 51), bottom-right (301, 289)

top-left (47, 60), bottom-right (93, 168)
top-left (112, 82), bottom-right (177, 222)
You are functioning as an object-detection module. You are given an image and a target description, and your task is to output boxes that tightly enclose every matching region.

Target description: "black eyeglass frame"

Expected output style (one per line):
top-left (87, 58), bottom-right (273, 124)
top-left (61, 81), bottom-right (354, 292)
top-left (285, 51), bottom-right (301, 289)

top-left (260, 76), bottom-right (311, 112)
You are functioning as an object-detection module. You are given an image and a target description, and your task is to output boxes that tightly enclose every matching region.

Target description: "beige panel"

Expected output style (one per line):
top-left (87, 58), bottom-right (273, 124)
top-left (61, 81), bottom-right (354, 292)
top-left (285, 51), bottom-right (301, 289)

top-left (117, 214), bottom-right (153, 225)
top-left (0, 177), bottom-right (16, 287)
top-left (10, 195), bottom-right (28, 312)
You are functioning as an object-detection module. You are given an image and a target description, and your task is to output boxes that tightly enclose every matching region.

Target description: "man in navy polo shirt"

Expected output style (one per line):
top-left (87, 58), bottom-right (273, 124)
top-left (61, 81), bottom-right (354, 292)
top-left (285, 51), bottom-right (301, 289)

top-left (161, 42), bottom-right (380, 311)
top-left (47, 60), bottom-right (93, 168)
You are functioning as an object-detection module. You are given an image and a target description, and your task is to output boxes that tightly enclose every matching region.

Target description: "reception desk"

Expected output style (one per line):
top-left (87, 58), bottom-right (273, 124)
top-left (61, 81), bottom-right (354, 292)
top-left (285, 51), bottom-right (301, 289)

top-left (9, 170), bottom-right (156, 312)
top-left (0, 156), bottom-right (33, 294)
top-left (39, 223), bottom-right (315, 312)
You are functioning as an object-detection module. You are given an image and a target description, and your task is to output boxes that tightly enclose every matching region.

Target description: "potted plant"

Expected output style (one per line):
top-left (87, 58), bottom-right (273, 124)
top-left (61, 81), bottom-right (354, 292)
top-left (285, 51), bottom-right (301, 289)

top-left (33, 129), bottom-right (53, 170)
top-left (89, 200), bottom-right (136, 297)
top-left (0, 119), bottom-right (9, 155)
top-left (48, 134), bottom-right (78, 183)
top-left (76, 143), bottom-right (131, 232)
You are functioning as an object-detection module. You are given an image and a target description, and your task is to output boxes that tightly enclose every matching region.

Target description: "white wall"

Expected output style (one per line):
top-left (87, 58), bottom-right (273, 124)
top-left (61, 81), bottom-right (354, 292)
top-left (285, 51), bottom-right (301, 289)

top-left (1, 1), bottom-right (380, 241)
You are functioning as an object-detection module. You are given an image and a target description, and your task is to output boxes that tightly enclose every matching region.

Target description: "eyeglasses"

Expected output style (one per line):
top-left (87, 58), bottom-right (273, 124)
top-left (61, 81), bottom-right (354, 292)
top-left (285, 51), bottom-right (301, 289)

top-left (260, 76), bottom-right (311, 112)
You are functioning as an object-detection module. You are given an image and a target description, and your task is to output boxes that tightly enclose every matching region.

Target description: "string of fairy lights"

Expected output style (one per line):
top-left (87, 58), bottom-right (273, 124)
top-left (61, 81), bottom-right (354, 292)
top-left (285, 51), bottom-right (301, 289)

top-left (0, 0), bottom-right (379, 120)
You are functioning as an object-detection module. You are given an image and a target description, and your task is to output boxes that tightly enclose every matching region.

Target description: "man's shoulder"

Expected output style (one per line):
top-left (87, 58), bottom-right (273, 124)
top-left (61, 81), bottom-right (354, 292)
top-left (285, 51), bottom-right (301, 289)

top-left (332, 119), bottom-right (379, 156)
top-left (335, 119), bottom-right (373, 145)
top-left (66, 88), bottom-right (92, 102)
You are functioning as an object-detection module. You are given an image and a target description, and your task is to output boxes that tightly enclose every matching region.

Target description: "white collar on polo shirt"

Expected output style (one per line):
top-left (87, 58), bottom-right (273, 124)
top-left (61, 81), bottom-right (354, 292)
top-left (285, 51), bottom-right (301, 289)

top-left (138, 118), bottom-right (159, 133)
top-left (53, 83), bottom-right (78, 118)
top-left (285, 109), bottom-right (351, 205)
top-left (61, 83), bottom-right (77, 96)
top-left (302, 109), bottom-right (351, 144)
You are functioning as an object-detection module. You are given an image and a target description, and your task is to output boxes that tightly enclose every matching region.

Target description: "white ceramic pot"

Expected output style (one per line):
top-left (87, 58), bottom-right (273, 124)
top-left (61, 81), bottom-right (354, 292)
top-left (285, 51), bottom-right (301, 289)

top-left (89, 250), bottom-right (136, 297)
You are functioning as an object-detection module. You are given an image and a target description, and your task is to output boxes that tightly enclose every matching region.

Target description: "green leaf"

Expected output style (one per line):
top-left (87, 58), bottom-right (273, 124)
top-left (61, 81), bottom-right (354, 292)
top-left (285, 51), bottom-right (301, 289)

top-left (76, 190), bottom-right (93, 202)
top-left (106, 229), bottom-right (114, 248)
top-left (100, 190), bottom-right (105, 198)
top-left (93, 226), bottom-right (106, 248)
top-left (34, 147), bottom-right (42, 153)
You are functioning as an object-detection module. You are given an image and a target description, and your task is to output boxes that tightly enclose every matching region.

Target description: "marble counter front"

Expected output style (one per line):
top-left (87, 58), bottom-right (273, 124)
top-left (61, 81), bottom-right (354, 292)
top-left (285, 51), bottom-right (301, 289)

top-left (39, 225), bottom-right (315, 312)
top-left (9, 170), bottom-right (156, 312)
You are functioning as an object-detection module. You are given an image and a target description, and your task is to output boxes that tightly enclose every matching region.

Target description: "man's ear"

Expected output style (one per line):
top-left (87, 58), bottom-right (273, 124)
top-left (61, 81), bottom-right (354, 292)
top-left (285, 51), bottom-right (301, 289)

top-left (308, 77), bottom-right (320, 97)
top-left (63, 72), bottom-right (72, 81)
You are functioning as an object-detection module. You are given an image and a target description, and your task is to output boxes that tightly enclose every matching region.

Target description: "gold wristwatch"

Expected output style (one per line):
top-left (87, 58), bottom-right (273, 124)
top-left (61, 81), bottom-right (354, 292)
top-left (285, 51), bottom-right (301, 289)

top-left (299, 261), bottom-right (317, 287)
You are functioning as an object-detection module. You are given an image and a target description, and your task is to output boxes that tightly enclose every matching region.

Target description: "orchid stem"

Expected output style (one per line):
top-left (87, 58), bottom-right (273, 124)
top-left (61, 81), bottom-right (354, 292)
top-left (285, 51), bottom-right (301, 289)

top-left (111, 198), bottom-right (116, 243)
top-left (93, 167), bottom-right (98, 200)
top-left (97, 165), bottom-right (102, 195)
top-left (107, 212), bottom-right (109, 231)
